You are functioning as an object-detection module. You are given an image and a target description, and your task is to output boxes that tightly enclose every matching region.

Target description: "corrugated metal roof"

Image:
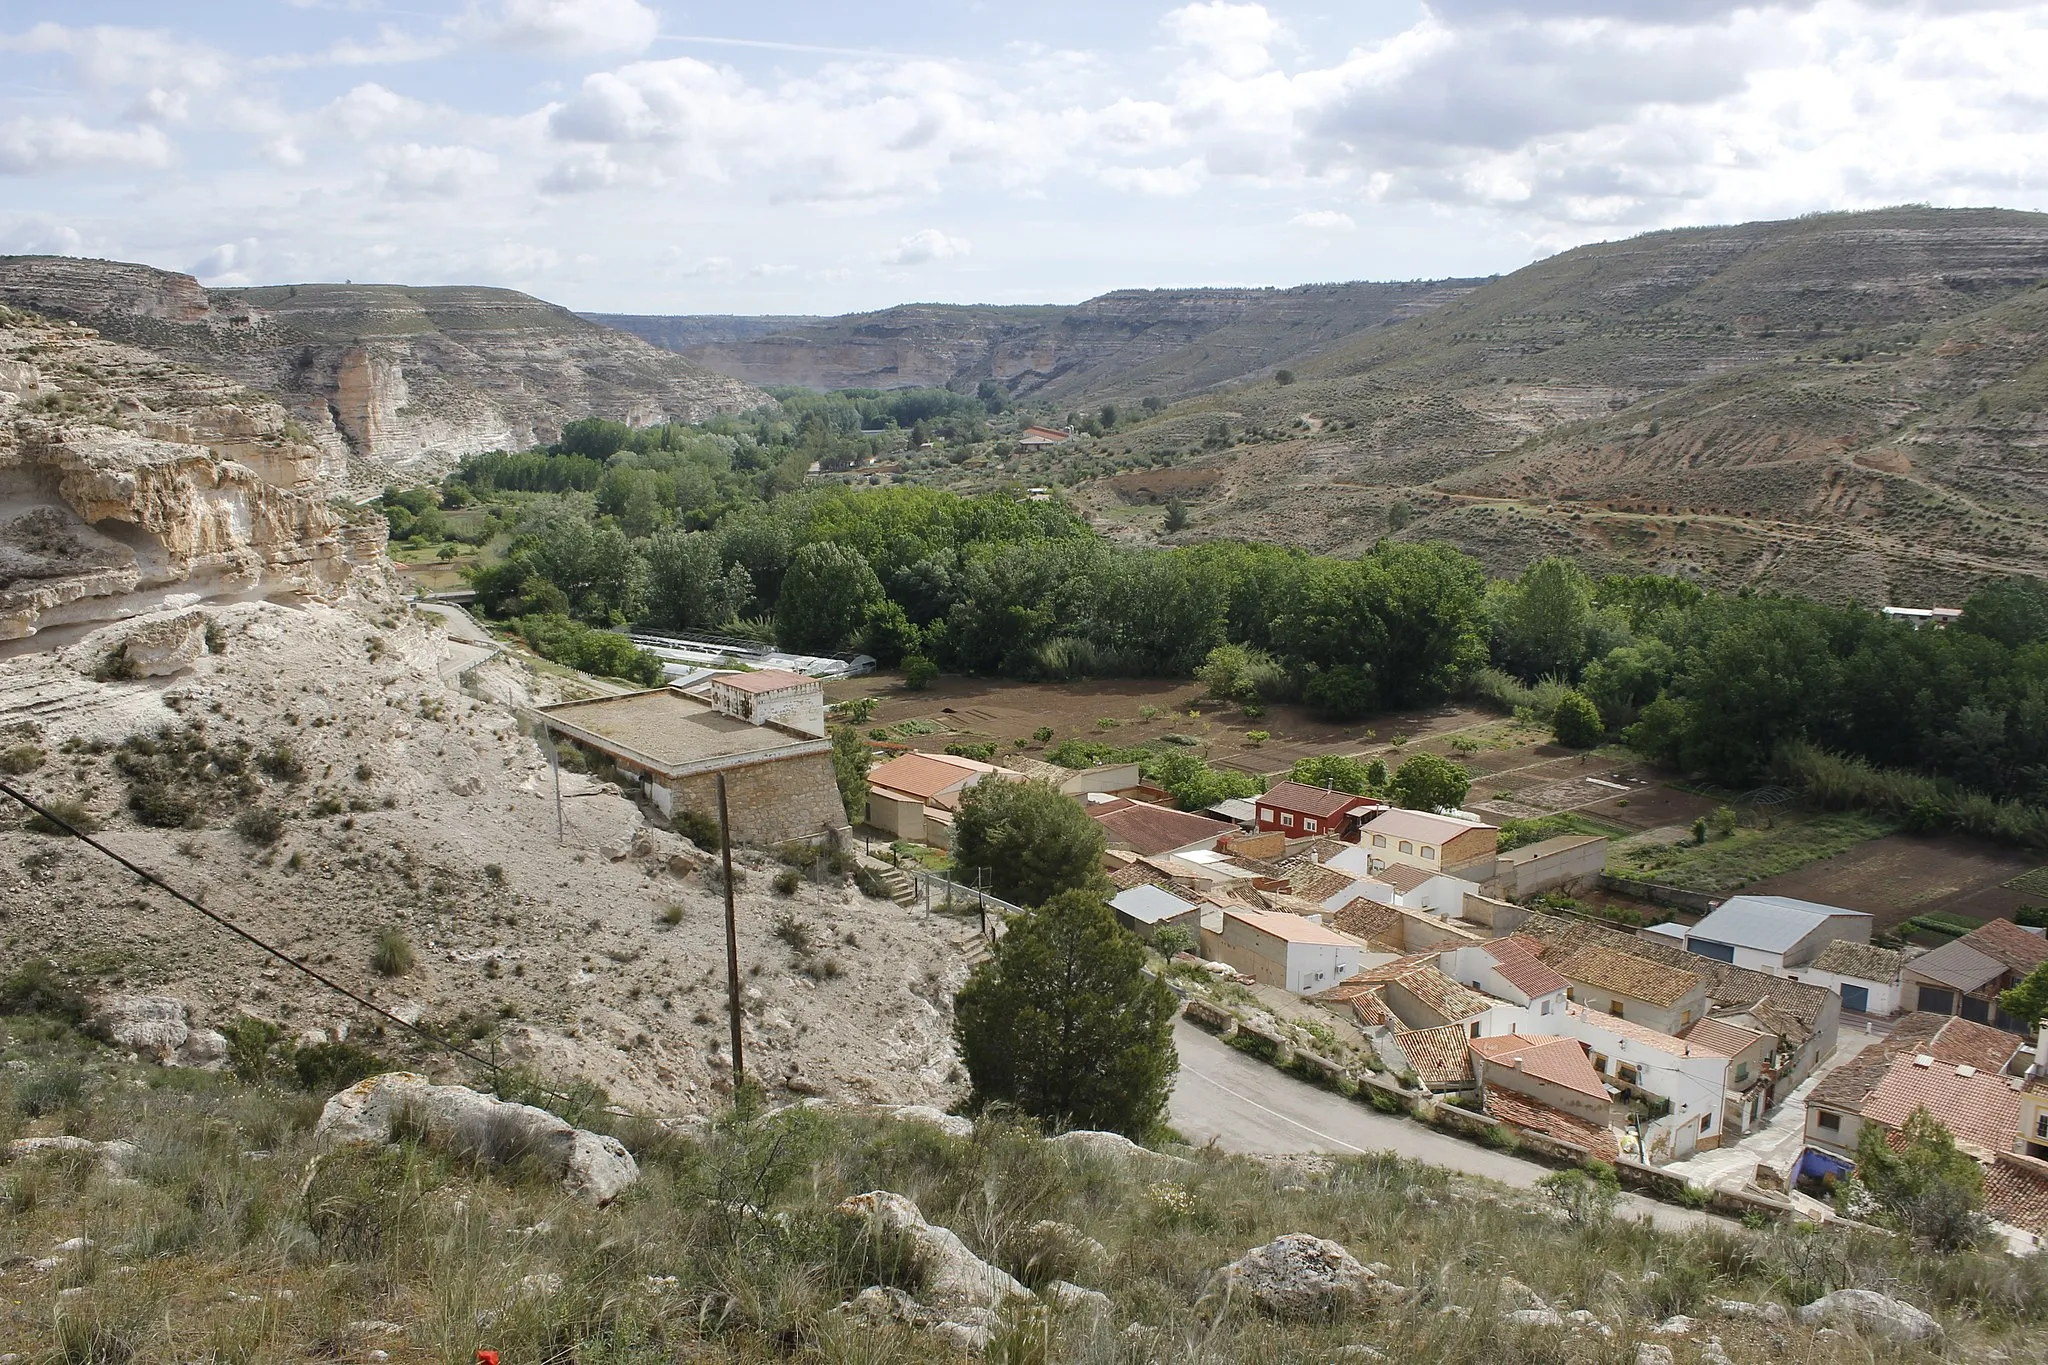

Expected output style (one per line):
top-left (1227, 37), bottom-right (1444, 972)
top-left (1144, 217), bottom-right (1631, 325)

top-left (1685, 895), bottom-right (1871, 955)
top-left (1109, 883), bottom-right (1198, 925)
top-left (1907, 940), bottom-right (2007, 993)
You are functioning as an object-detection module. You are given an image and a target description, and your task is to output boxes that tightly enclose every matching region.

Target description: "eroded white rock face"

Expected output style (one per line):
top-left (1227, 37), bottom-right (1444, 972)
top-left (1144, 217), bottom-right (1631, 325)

top-left (883, 1105), bottom-right (973, 1139)
top-left (1794, 1289), bottom-right (1941, 1342)
top-left (6, 1136), bottom-right (140, 1176)
top-left (1046, 1129), bottom-right (1190, 1167)
top-left (94, 996), bottom-right (191, 1062)
top-left (1204, 1234), bottom-right (1408, 1321)
top-left (313, 1072), bottom-right (638, 1206)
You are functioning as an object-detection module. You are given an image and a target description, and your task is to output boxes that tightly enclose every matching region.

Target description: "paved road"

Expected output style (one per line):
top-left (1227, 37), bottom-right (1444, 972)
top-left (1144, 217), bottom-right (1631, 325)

top-left (1169, 1019), bottom-right (1718, 1232)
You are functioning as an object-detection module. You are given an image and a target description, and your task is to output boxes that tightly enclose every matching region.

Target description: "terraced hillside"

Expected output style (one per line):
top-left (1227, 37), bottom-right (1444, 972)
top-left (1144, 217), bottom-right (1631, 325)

top-left (1083, 207), bottom-right (2048, 602)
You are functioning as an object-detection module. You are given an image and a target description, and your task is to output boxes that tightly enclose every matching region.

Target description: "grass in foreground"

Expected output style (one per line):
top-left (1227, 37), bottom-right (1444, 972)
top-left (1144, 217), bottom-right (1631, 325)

top-left (3, 1014), bottom-right (2046, 1363)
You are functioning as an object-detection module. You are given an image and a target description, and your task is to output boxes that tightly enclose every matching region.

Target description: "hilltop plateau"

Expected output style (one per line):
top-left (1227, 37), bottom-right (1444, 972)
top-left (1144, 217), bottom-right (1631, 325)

top-left (0, 257), bottom-right (764, 485)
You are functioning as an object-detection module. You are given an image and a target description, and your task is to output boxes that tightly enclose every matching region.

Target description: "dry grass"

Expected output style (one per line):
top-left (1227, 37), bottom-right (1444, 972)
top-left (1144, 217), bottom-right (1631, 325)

top-left (4, 1013), bottom-right (2047, 1363)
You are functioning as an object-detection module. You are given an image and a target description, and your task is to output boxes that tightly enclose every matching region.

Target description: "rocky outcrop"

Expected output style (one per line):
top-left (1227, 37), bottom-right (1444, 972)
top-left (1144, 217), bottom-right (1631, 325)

top-left (0, 305), bottom-right (380, 641)
top-left (90, 995), bottom-right (226, 1069)
top-left (0, 258), bottom-right (766, 481)
top-left (1202, 1234), bottom-right (1408, 1320)
top-left (833, 1190), bottom-right (1033, 1313)
top-left (314, 1072), bottom-right (639, 1206)
top-left (1795, 1289), bottom-right (1942, 1342)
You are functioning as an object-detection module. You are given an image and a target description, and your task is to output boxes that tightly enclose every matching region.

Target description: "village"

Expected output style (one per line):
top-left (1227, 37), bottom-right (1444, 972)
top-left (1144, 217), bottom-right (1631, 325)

top-left (526, 646), bottom-right (2048, 1245)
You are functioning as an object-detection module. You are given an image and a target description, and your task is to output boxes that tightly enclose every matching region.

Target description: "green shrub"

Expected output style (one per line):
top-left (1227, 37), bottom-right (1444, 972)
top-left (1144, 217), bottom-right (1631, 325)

top-left (773, 868), bottom-right (802, 896)
top-left (235, 806), bottom-right (286, 845)
top-left (0, 743), bottom-right (45, 775)
top-left (0, 959), bottom-right (89, 1024)
top-left (1032, 726), bottom-right (1054, 743)
top-left (222, 1015), bottom-right (288, 1083)
top-left (24, 796), bottom-right (96, 836)
top-left (14, 1062), bottom-right (85, 1118)
top-left (370, 926), bottom-right (416, 978)
top-left (294, 1040), bottom-right (386, 1093)
top-left (127, 782), bottom-right (199, 829)
top-left (944, 741), bottom-right (998, 762)
top-left (1552, 690), bottom-right (1603, 748)
top-left (902, 655), bottom-right (939, 690)
top-left (674, 808), bottom-right (720, 851)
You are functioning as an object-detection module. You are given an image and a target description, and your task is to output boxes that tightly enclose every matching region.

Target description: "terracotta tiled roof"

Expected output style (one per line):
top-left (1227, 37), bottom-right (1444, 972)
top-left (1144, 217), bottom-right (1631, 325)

top-left (1258, 781), bottom-right (1378, 820)
top-left (1810, 939), bottom-right (1905, 983)
top-left (1959, 919), bottom-right (2048, 975)
top-left (1552, 943), bottom-right (1702, 1008)
top-left (1985, 1155), bottom-right (2048, 1234)
top-left (1520, 912), bottom-right (1835, 1046)
top-left (1090, 802), bottom-right (1234, 856)
top-left (1470, 1033), bottom-right (1611, 1100)
top-left (1482, 1088), bottom-right (1620, 1162)
top-left (1392, 965), bottom-right (1497, 1026)
top-left (1808, 1047), bottom-right (1898, 1115)
top-left (1364, 808), bottom-right (1494, 845)
top-left (1349, 988), bottom-right (1400, 1029)
top-left (1564, 1002), bottom-right (1717, 1060)
top-left (1375, 863), bottom-right (1437, 894)
top-left (1279, 861), bottom-right (1361, 904)
top-left (1107, 863), bottom-right (1169, 891)
top-left (1331, 899), bottom-right (1403, 949)
top-left (1924, 1016), bottom-right (2026, 1074)
top-left (1353, 951), bottom-right (1445, 984)
top-left (1860, 1054), bottom-right (2022, 1159)
top-left (1498, 933), bottom-right (1549, 961)
top-left (709, 668), bottom-right (816, 693)
top-left (1396, 1025), bottom-right (1475, 1088)
top-left (866, 751), bottom-right (1002, 802)
top-left (1679, 1016), bottom-right (1770, 1060)
top-left (1482, 940), bottom-right (1568, 998)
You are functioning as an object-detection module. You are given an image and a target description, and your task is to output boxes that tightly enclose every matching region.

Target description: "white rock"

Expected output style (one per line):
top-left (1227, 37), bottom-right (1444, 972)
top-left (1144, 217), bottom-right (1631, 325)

top-left (884, 1105), bottom-right (973, 1139)
top-left (1634, 1345), bottom-right (1674, 1365)
top-left (177, 1028), bottom-right (228, 1070)
top-left (1047, 1129), bottom-right (1190, 1167)
top-left (53, 1237), bottom-right (92, 1254)
top-left (1498, 1275), bottom-right (1548, 1310)
top-left (1651, 1315), bottom-right (1696, 1335)
top-left (1698, 1336), bottom-right (1735, 1365)
top-left (313, 1072), bottom-right (638, 1206)
top-left (1794, 1289), bottom-right (1941, 1342)
top-left (834, 1191), bottom-right (1033, 1313)
top-left (1048, 1281), bottom-right (1111, 1315)
top-left (518, 1272), bottom-right (562, 1298)
top-left (1711, 1298), bottom-right (1788, 1326)
top-left (6, 1136), bottom-right (139, 1176)
top-left (93, 995), bottom-right (191, 1062)
top-left (1563, 1309), bottom-right (1612, 1338)
top-left (1207, 1234), bottom-right (1406, 1320)
top-left (346, 1320), bottom-right (405, 1338)
top-left (1503, 1308), bottom-right (1564, 1329)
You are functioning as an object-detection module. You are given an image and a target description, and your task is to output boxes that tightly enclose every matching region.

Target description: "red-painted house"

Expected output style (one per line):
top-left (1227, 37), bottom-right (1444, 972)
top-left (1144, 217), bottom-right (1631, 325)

top-left (1253, 781), bottom-right (1383, 841)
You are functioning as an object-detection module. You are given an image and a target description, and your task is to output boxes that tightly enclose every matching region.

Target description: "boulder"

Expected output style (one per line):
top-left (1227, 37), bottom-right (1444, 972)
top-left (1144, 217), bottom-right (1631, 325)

top-left (1635, 1346), bottom-right (1674, 1365)
top-left (5, 1136), bottom-right (139, 1176)
top-left (1710, 1298), bottom-right (1788, 1326)
top-left (884, 1105), bottom-right (973, 1139)
top-left (1021, 1220), bottom-right (1109, 1283)
top-left (1047, 1281), bottom-right (1111, 1315)
top-left (1047, 1129), bottom-right (1189, 1167)
top-left (114, 611), bottom-right (209, 677)
top-left (1205, 1234), bottom-right (1407, 1321)
top-left (177, 1028), bottom-right (228, 1070)
top-left (93, 995), bottom-right (191, 1062)
top-left (1650, 1315), bottom-right (1696, 1335)
top-left (1794, 1289), bottom-right (1941, 1342)
top-left (1503, 1308), bottom-right (1564, 1329)
top-left (313, 1072), bottom-right (638, 1206)
top-left (832, 1285), bottom-right (1002, 1354)
top-left (834, 1191), bottom-right (1033, 1313)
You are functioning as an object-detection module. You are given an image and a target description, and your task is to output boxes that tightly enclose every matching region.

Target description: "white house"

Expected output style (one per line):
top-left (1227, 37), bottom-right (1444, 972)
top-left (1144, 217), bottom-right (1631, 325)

top-left (1663, 894), bottom-right (1873, 972)
top-left (1791, 939), bottom-right (1906, 1017)
top-left (1216, 909), bottom-right (1364, 994)
top-left (692, 669), bottom-right (826, 737)
top-left (1319, 845), bottom-right (1479, 917)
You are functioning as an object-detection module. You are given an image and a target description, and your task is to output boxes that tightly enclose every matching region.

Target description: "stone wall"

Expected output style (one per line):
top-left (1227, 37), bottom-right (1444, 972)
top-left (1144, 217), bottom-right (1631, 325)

top-left (661, 751), bottom-right (848, 846)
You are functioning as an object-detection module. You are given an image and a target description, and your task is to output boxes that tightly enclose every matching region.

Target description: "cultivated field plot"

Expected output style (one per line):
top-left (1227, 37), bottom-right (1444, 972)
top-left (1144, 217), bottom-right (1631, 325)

top-left (1744, 833), bottom-right (2045, 931)
top-left (827, 671), bottom-right (1492, 771)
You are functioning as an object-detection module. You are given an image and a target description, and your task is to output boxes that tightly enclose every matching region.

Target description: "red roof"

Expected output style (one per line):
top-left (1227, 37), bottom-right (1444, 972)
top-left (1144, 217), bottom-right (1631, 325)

top-left (1258, 781), bottom-right (1380, 821)
top-left (1959, 918), bottom-right (2048, 975)
top-left (1861, 1054), bottom-right (2023, 1159)
top-left (1397, 1025), bottom-right (1475, 1088)
top-left (1985, 1154), bottom-right (2048, 1233)
top-left (1482, 940), bottom-right (1568, 998)
top-left (1470, 1033), bottom-right (1611, 1101)
top-left (1483, 1088), bottom-right (1620, 1162)
top-left (1090, 801), bottom-right (1233, 856)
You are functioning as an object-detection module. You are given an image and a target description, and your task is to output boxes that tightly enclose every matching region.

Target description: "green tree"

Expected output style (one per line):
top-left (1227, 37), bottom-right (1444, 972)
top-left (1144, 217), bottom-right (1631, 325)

top-left (1999, 962), bottom-right (2048, 1031)
top-left (645, 528), bottom-right (751, 631)
top-left (776, 541), bottom-right (885, 653)
top-left (1141, 750), bottom-right (1261, 811)
top-left (1163, 499), bottom-right (1189, 533)
top-left (953, 889), bottom-right (1179, 1137)
top-left (1289, 754), bottom-right (1375, 795)
top-left (1388, 754), bottom-right (1470, 811)
top-left (902, 655), bottom-right (939, 690)
top-left (1552, 689), bottom-right (1603, 748)
top-left (830, 726), bottom-right (872, 824)
top-left (1490, 557), bottom-right (1610, 682)
top-left (1854, 1108), bottom-right (1986, 1251)
top-left (953, 779), bottom-right (1108, 907)
top-left (1958, 576), bottom-right (2048, 650)
top-left (1303, 664), bottom-right (1376, 720)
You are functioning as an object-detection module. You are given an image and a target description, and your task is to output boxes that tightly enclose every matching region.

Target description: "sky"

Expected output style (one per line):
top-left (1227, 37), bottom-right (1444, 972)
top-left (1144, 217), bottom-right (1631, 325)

top-left (1, 1), bottom-right (2044, 315)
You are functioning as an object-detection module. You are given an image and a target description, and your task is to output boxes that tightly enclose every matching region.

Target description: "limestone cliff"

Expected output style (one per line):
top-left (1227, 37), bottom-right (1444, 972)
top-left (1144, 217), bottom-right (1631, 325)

top-left (0, 258), bottom-right (767, 484)
top-left (0, 306), bottom-right (382, 644)
top-left (604, 280), bottom-right (1485, 404)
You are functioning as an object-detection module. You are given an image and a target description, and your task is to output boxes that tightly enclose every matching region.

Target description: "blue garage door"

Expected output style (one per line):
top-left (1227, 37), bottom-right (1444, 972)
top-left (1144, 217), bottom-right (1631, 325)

top-left (1841, 983), bottom-right (1869, 1013)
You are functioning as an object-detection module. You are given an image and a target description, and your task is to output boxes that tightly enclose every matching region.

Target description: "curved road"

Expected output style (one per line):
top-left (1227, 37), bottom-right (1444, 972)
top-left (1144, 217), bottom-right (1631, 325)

top-left (1169, 1019), bottom-right (1718, 1232)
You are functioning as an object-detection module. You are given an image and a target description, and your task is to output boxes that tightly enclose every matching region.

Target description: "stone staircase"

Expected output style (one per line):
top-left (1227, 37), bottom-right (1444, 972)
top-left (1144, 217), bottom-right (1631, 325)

top-left (951, 930), bottom-right (992, 968)
top-left (869, 864), bottom-right (916, 907)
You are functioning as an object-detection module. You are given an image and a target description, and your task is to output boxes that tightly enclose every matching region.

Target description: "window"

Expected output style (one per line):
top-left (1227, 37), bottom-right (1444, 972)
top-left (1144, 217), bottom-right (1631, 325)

top-left (1609, 1000), bottom-right (1625, 1018)
top-left (1590, 1053), bottom-right (1609, 1072)
top-left (1280, 813), bottom-right (1294, 827)
top-left (1304, 818), bottom-right (1318, 833)
top-left (1257, 807), bottom-right (1271, 822)
top-left (1539, 1000), bottom-right (1552, 1016)
top-left (1372, 835), bottom-right (1387, 848)
top-left (1422, 845), bottom-right (1436, 860)
top-left (1470, 1021), bottom-right (1481, 1038)
top-left (1735, 1062), bottom-right (1750, 1083)
top-left (1618, 1064), bottom-right (1639, 1087)
top-left (1565, 987), bottom-right (1576, 1002)
top-left (1702, 1112), bottom-right (1713, 1133)
top-left (1679, 1009), bottom-right (1693, 1029)
top-left (1817, 1110), bottom-right (1841, 1133)
top-left (1399, 840), bottom-right (1414, 854)
top-left (2036, 1113), bottom-right (2048, 1140)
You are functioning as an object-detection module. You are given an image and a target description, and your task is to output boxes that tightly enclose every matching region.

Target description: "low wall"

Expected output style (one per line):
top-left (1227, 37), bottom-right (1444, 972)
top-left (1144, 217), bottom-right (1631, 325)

top-left (1600, 875), bottom-right (1719, 914)
top-left (1182, 998), bottom-right (1235, 1032)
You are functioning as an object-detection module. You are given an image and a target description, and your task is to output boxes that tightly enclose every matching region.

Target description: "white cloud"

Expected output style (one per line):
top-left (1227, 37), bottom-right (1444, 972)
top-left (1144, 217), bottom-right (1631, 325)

top-left (372, 142), bottom-right (499, 199)
top-left (458, 0), bottom-right (661, 56)
top-left (1290, 209), bottom-right (1355, 230)
top-left (327, 84), bottom-right (432, 139)
top-left (883, 228), bottom-right (970, 265)
top-left (1162, 2), bottom-right (1287, 79)
top-left (0, 116), bottom-right (172, 174)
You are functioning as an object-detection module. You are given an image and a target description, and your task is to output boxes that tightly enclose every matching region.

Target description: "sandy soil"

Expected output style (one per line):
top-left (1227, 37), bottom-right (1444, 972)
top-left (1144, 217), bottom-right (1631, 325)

top-left (1, 593), bottom-right (970, 1116)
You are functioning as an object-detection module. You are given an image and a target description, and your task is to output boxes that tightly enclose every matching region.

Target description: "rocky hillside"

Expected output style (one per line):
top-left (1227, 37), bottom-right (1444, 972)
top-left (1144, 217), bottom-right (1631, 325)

top-left (0, 304), bottom-right (384, 647)
top-left (1081, 207), bottom-right (2048, 602)
top-left (0, 257), bottom-right (766, 484)
top-left (0, 596), bottom-right (968, 1115)
top-left (607, 281), bottom-right (1484, 405)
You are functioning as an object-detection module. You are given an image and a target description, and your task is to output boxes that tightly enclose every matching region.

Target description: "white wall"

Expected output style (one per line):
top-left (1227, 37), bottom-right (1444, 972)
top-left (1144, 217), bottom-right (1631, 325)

top-left (1518, 1007), bottom-right (1729, 1147)
top-left (1286, 940), bottom-right (1363, 994)
top-left (1790, 966), bottom-right (1902, 1016)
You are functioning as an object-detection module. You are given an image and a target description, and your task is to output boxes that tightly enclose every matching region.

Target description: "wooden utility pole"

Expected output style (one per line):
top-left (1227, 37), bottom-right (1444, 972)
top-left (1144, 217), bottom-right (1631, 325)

top-left (716, 773), bottom-right (744, 1090)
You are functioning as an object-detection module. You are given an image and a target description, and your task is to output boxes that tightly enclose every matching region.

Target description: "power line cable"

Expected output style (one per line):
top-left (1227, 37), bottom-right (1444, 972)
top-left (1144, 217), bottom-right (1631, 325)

top-left (2, 778), bottom-right (498, 1073)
